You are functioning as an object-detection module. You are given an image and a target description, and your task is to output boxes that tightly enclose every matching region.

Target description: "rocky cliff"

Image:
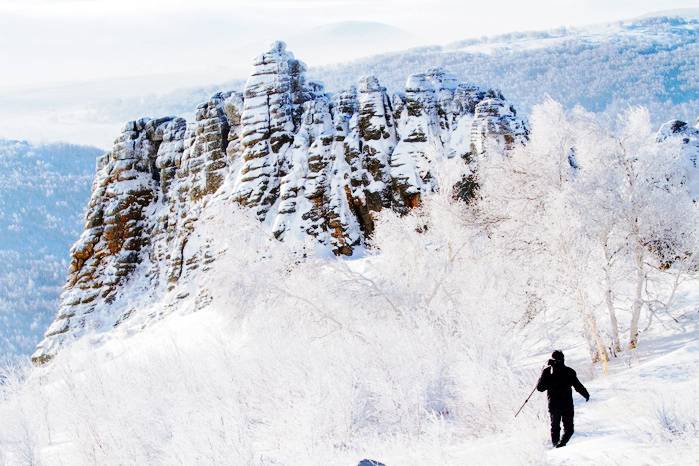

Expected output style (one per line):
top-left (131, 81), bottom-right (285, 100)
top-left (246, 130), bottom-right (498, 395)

top-left (32, 42), bottom-right (528, 364)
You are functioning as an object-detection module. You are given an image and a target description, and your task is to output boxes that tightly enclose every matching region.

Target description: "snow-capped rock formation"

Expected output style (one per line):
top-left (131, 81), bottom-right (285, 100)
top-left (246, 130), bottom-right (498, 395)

top-left (35, 119), bottom-right (167, 363)
top-left (32, 42), bottom-right (528, 364)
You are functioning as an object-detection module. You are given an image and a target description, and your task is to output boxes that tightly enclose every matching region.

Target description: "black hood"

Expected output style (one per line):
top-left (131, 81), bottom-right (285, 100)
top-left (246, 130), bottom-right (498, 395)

top-left (552, 350), bottom-right (565, 363)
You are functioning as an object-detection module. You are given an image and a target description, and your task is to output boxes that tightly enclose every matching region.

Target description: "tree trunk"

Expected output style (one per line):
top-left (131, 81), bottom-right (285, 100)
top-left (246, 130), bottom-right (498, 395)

top-left (604, 274), bottom-right (621, 355)
top-left (629, 241), bottom-right (645, 349)
top-left (577, 287), bottom-right (609, 370)
top-left (602, 240), bottom-right (621, 355)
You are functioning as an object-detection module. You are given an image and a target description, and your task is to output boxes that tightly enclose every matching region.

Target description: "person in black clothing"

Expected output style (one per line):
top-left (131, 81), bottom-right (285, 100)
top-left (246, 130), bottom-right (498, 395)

top-left (536, 350), bottom-right (589, 448)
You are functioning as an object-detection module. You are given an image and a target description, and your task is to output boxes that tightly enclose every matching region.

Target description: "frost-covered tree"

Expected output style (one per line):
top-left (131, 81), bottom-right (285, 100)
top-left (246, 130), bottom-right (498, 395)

top-left (569, 107), bottom-right (698, 350)
top-left (478, 100), bottom-right (698, 362)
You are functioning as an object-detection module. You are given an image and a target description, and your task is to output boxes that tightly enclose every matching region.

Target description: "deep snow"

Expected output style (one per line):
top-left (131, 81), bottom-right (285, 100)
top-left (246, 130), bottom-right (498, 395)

top-left (1, 272), bottom-right (696, 465)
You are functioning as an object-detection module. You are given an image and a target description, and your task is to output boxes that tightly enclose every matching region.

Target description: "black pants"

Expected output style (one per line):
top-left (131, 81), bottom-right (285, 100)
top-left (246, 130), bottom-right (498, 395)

top-left (549, 409), bottom-right (574, 446)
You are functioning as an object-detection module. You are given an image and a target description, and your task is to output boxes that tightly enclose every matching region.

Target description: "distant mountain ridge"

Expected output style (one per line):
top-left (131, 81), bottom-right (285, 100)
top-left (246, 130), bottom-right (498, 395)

top-left (311, 14), bottom-right (698, 126)
top-left (635, 8), bottom-right (699, 19)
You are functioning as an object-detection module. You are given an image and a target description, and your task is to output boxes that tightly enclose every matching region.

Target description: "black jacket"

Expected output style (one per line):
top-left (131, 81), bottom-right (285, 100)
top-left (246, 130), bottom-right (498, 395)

top-left (536, 364), bottom-right (589, 412)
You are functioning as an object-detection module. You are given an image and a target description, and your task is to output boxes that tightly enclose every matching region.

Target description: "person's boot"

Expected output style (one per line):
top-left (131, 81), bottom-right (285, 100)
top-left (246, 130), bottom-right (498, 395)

top-left (555, 441), bottom-right (567, 448)
top-left (550, 427), bottom-right (560, 447)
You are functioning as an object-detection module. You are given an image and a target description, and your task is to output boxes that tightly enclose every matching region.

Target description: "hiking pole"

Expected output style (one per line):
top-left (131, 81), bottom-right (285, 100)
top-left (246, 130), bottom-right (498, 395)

top-left (514, 364), bottom-right (547, 418)
top-left (514, 385), bottom-right (538, 418)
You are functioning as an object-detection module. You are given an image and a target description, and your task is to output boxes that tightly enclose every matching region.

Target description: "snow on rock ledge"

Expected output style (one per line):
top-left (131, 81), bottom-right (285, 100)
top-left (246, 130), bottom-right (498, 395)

top-left (32, 42), bottom-right (528, 364)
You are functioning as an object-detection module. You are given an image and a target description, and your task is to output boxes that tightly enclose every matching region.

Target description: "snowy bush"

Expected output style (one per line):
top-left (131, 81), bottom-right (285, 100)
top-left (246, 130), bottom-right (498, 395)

top-left (652, 387), bottom-right (699, 441)
top-left (0, 190), bottom-right (549, 465)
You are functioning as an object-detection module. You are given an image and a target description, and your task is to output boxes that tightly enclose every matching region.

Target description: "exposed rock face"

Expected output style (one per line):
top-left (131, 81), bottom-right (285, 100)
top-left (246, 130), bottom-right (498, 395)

top-left (233, 41), bottom-right (308, 219)
top-left (351, 76), bottom-right (397, 232)
top-left (33, 118), bottom-right (170, 363)
top-left (160, 92), bottom-right (240, 286)
top-left (32, 42), bottom-right (528, 364)
top-left (390, 71), bottom-right (445, 212)
top-left (272, 87), bottom-right (336, 243)
top-left (469, 90), bottom-right (529, 157)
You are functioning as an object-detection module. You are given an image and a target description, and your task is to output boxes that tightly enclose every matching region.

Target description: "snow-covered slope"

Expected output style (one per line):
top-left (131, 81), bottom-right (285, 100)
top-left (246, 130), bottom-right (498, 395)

top-left (398, 316), bottom-right (699, 465)
top-left (0, 140), bottom-right (102, 358)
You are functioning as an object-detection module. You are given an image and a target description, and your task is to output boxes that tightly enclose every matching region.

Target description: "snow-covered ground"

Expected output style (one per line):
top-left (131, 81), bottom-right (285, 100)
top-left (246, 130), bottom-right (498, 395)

top-left (446, 319), bottom-right (699, 466)
top-left (1, 271), bottom-right (696, 465)
top-left (349, 280), bottom-right (699, 465)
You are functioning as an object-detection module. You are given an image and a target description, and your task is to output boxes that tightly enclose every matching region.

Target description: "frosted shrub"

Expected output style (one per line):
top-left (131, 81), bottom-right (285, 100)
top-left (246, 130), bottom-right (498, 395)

top-left (0, 191), bottom-right (545, 465)
top-left (652, 388), bottom-right (699, 441)
top-left (0, 361), bottom-right (43, 466)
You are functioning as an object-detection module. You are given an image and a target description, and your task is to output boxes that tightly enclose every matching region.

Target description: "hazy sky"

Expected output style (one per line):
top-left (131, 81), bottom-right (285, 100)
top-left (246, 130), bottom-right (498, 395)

top-left (1, 0), bottom-right (697, 90)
